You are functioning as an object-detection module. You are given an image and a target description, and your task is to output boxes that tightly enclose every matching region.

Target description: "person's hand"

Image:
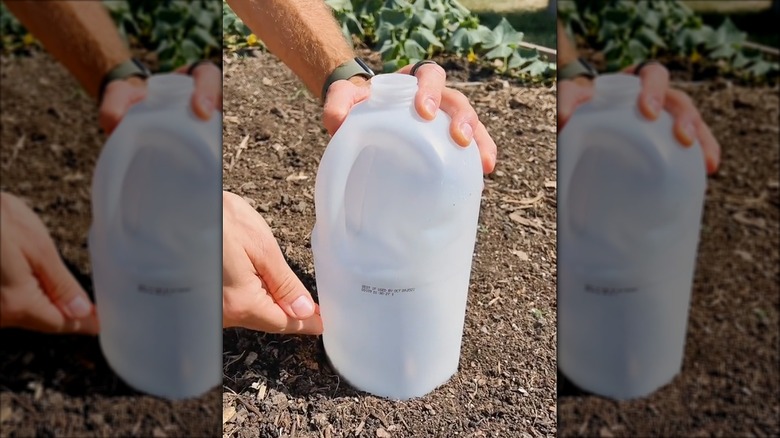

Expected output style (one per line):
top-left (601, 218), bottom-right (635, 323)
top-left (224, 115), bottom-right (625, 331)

top-left (222, 191), bottom-right (323, 334)
top-left (321, 62), bottom-right (498, 174)
top-left (0, 192), bottom-right (99, 334)
top-left (557, 63), bottom-right (721, 175)
top-left (98, 61), bottom-right (222, 135)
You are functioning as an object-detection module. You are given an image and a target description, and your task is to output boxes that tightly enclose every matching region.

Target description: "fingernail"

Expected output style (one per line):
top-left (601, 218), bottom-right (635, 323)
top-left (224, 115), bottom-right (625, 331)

top-left (65, 296), bottom-right (91, 319)
top-left (424, 98), bottom-right (437, 117)
top-left (682, 123), bottom-right (696, 145)
top-left (291, 295), bottom-right (314, 319)
top-left (646, 97), bottom-right (662, 118)
top-left (459, 122), bottom-right (474, 143)
top-left (198, 96), bottom-right (214, 116)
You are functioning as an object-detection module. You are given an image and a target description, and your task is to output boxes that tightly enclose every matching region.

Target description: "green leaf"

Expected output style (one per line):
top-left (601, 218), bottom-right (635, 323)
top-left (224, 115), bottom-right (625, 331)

top-left (325, 0), bottom-right (354, 11)
top-left (403, 38), bottom-right (426, 60)
top-left (637, 27), bottom-right (666, 49)
top-left (709, 44), bottom-right (735, 60)
top-left (715, 17), bottom-right (746, 46)
top-left (414, 9), bottom-right (437, 29)
top-left (483, 17), bottom-right (522, 49)
top-left (746, 59), bottom-right (773, 77)
top-left (485, 44), bottom-right (512, 59)
top-left (380, 8), bottom-right (408, 27)
top-left (627, 39), bottom-right (648, 60)
top-left (190, 27), bottom-right (218, 48)
top-left (520, 59), bottom-right (550, 76)
top-left (411, 28), bottom-right (442, 49)
top-left (181, 38), bottom-right (201, 61)
top-left (507, 51), bottom-right (524, 69)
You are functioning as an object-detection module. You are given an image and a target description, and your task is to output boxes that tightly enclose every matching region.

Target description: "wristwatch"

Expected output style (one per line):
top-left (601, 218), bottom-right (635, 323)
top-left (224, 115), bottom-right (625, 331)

top-left (321, 57), bottom-right (375, 100)
top-left (98, 57), bottom-right (151, 103)
top-left (558, 57), bottom-right (597, 81)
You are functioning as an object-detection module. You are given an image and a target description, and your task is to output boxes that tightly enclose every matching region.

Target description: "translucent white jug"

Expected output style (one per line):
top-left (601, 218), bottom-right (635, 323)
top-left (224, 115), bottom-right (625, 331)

top-left (88, 74), bottom-right (222, 400)
top-left (312, 74), bottom-right (484, 400)
top-left (558, 74), bottom-right (707, 400)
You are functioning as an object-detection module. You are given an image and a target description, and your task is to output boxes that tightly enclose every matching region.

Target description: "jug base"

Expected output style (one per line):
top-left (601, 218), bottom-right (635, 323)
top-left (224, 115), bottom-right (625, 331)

top-left (99, 335), bottom-right (220, 401)
top-left (322, 344), bottom-right (456, 401)
top-left (559, 364), bottom-right (680, 401)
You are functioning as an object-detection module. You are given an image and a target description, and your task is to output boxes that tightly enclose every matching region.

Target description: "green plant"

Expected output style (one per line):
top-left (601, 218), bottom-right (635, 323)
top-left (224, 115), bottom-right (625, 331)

top-left (222, 1), bottom-right (262, 52)
top-left (324, 0), bottom-right (554, 79)
top-left (1, 1), bottom-right (220, 71)
top-left (104, 0), bottom-right (221, 71)
top-left (559, 0), bottom-right (778, 81)
top-left (0, 2), bottom-right (39, 54)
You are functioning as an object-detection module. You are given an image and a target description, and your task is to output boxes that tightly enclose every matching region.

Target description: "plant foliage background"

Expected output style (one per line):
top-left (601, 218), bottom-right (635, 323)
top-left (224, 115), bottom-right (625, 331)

top-left (222, 0), bottom-right (556, 81)
top-left (558, 0), bottom-right (778, 83)
top-left (1, 0), bottom-right (221, 72)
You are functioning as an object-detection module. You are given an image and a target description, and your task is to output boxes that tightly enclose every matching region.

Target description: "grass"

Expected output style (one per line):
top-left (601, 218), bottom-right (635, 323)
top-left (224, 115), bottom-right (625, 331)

top-left (460, 0), bottom-right (556, 49)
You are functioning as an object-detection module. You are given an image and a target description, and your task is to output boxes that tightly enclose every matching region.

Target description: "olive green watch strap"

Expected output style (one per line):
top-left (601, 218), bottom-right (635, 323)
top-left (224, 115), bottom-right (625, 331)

top-left (98, 58), bottom-right (151, 104)
top-left (321, 57), bottom-right (375, 101)
top-left (558, 57), bottom-right (597, 81)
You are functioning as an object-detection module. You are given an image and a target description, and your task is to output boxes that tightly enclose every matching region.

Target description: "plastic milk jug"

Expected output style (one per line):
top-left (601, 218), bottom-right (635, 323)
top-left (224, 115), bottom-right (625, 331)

top-left (88, 74), bottom-right (222, 400)
top-left (311, 74), bottom-right (484, 400)
top-left (558, 74), bottom-right (707, 400)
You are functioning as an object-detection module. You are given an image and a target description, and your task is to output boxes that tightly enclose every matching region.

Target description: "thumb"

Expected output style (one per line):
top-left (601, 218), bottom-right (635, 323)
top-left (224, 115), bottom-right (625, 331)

top-left (250, 238), bottom-right (317, 320)
top-left (28, 243), bottom-right (95, 321)
top-left (98, 79), bottom-right (148, 135)
top-left (322, 79), bottom-right (371, 135)
top-left (557, 80), bottom-right (594, 131)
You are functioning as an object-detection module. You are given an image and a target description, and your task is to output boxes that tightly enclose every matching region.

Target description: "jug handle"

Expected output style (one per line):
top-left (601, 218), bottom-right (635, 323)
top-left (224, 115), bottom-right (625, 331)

top-left (314, 120), bottom-right (445, 231)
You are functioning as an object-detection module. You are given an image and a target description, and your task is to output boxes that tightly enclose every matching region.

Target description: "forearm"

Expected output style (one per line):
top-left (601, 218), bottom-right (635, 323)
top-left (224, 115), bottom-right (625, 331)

top-left (4, 0), bottom-right (130, 99)
top-left (227, 0), bottom-right (355, 99)
top-left (557, 19), bottom-right (579, 68)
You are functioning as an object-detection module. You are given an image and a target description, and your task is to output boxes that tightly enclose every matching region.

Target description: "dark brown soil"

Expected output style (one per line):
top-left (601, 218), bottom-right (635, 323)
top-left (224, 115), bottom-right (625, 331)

top-left (221, 49), bottom-right (558, 437)
top-left (557, 80), bottom-right (780, 437)
top-left (0, 53), bottom-right (221, 437)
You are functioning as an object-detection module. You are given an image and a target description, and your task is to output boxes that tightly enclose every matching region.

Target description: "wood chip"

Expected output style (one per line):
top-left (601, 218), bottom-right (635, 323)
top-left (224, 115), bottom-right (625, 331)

top-left (244, 351), bottom-right (258, 366)
top-left (511, 249), bottom-right (529, 261)
top-left (286, 171), bottom-right (309, 181)
top-left (222, 406), bottom-right (236, 424)
top-left (733, 212), bottom-right (767, 229)
top-left (509, 212), bottom-right (549, 234)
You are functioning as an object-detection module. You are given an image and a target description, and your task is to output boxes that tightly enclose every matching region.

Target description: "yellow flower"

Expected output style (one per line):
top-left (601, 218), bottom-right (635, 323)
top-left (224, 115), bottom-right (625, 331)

top-left (247, 34), bottom-right (258, 46)
top-left (690, 49), bottom-right (702, 64)
top-left (22, 33), bottom-right (35, 46)
top-left (467, 49), bottom-right (477, 63)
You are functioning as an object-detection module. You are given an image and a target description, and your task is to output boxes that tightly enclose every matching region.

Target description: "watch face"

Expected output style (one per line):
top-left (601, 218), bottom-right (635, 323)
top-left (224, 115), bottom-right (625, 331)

top-left (132, 58), bottom-right (151, 77)
top-left (355, 57), bottom-right (375, 76)
top-left (579, 58), bottom-right (596, 77)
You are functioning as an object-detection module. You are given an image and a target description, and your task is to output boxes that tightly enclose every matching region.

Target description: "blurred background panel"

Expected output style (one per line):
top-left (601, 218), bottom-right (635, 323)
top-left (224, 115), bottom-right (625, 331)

top-left (557, 1), bottom-right (779, 437)
top-left (0, 1), bottom-right (222, 436)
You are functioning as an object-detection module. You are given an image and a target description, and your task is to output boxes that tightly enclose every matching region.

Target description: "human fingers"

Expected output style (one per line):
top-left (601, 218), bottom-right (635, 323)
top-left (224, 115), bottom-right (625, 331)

top-left (98, 77), bottom-right (147, 135)
top-left (177, 61), bottom-right (222, 120)
top-left (322, 78), bottom-right (371, 135)
top-left (664, 89), bottom-right (721, 174)
top-left (626, 61), bottom-right (670, 121)
top-left (557, 79), bottom-right (594, 130)
top-left (399, 61), bottom-right (447, 120)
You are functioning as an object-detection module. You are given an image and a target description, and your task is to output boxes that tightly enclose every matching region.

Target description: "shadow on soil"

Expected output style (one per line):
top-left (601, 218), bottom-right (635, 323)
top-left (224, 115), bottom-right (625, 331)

top-left (222, 257), bottom-right (381, 401)
top-left (0, 259), bottom-right (142, 398)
